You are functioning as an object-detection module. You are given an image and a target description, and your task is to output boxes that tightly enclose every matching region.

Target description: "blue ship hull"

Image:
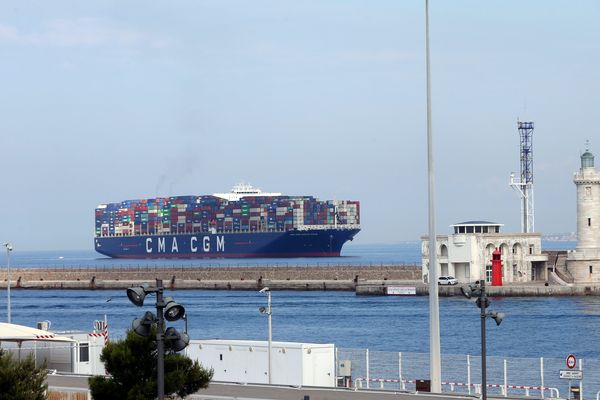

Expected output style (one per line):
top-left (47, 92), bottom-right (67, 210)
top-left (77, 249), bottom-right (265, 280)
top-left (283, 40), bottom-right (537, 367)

top-left (94, 228), bottom-right (360, 259)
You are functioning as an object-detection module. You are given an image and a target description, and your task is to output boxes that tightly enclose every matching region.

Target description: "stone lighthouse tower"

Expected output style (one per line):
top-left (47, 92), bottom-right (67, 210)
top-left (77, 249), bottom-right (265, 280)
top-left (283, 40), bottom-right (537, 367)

top-left (567, 144), bottom-right (600, 282)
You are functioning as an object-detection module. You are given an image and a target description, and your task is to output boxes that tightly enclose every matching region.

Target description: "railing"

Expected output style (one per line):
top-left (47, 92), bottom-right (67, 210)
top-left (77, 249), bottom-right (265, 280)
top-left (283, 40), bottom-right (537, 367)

top-left (338, 349), bottom-right (595, 399)
top-left (353, 378), bottom-right (559, 398)
top-left (4, 262), bottom-right (420, 271)
top-left (97, 223), bottom-right (361, 238)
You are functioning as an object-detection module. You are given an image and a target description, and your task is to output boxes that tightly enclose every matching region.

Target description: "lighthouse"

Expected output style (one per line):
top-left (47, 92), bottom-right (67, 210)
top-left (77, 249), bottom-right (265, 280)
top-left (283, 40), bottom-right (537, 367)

top-left (567, 144), bottom-right (600, 282)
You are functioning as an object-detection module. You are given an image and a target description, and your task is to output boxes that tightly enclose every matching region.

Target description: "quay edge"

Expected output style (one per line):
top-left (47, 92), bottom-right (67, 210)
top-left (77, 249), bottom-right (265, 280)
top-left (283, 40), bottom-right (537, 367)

top-left (356, 283), bottom-right (600, 296)
top-left (0, 265), bottom-right (421, 290)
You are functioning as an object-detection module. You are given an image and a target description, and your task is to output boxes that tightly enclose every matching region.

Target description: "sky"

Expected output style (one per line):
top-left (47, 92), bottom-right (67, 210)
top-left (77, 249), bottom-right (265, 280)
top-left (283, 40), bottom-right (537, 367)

top-left (0, 1), bottom-right (599, 251)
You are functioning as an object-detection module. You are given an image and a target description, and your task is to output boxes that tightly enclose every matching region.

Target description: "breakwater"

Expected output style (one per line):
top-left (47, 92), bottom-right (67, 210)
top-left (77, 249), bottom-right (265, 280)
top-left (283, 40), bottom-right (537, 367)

top-left (2, 265), bottom-right (599, 295)
top-left (0, 265), bottom-right (421, 290)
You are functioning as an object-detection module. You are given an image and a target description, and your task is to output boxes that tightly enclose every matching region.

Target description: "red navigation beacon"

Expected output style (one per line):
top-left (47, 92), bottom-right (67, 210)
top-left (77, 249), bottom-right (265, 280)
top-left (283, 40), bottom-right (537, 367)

top-left (491, 247), bottom-right (503, 286)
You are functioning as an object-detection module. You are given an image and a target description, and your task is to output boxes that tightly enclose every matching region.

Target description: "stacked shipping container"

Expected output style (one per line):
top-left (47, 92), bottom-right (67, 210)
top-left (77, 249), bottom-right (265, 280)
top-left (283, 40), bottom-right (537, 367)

top-left (96, 195), bottom-right (360, 238)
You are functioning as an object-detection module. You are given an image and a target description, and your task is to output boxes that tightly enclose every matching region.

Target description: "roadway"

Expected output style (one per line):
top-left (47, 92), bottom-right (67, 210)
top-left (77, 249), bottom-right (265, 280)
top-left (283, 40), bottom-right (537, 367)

top-left (47, 375), bottom-right (541, 400)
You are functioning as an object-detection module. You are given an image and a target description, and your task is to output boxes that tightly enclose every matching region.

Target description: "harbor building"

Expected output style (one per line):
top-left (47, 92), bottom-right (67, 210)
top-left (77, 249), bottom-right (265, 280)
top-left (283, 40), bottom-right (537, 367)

top-left (421, 221), bottom-right (547, 284)
top-left (566, 146), bottom-right (600, 282)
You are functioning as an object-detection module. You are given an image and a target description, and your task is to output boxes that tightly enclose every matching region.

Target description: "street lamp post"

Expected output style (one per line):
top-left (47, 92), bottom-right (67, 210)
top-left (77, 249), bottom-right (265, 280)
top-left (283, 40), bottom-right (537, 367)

top-left (155, 280), bottom-right (166, 399)
top-left (3, 243), bottom-right (13, 323)
top-left (127, 279), bottom-right (188, 400)
top-left (460, 280), bottom-right (505, 400)
top-left (259, 287), bottom-right (272, 384)
top-left (479, 280), bottom-right (488, 400)
top-left (425, 0), bottom-right (442, 392)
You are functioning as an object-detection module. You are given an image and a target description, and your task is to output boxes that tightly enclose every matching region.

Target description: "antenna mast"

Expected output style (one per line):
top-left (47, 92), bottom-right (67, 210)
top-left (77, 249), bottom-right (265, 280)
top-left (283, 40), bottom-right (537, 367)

top-left (510, 121), bottom-right (535, 233)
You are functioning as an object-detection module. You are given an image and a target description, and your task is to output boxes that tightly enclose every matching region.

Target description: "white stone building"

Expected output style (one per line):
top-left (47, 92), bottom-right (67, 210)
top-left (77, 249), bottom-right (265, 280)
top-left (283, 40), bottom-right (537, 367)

top-left (421, 221), bottom-right (547, 284)
top-left (566, 146), bottom-right (600, 282)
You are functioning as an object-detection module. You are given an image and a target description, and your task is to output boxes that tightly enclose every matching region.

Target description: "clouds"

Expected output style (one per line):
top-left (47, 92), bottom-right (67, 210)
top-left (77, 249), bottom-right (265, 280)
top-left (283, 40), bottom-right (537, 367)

top-left (0, 18), bottom-right (169, 48)
top-left (0, 1), bottom-right (598, 251)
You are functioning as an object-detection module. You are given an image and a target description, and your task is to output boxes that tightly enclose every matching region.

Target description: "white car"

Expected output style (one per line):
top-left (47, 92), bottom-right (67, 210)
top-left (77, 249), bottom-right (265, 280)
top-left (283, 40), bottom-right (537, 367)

top-left (438, 276), bottom-right (458, 285)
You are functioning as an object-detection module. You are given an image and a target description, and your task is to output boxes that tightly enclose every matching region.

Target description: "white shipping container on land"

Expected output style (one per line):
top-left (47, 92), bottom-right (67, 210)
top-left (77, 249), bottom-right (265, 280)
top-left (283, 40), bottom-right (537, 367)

top-left (184, 339), bottom-right (335, 387)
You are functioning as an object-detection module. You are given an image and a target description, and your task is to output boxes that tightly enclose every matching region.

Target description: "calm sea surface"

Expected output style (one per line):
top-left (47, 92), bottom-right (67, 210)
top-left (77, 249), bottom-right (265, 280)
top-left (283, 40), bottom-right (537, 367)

top-left (0, 242), bottom-right (590, 359)
top-left (1, 242), bottom-right (421, 268)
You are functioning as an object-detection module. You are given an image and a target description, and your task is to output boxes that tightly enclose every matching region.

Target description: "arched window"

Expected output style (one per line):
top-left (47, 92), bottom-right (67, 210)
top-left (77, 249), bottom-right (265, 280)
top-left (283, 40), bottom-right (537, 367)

top-left (512, 243), bottom-right (522, 256)
top-left (485, 244), bottom-right (495, 260)
top-left (440, 244), bottom-right (448, 257)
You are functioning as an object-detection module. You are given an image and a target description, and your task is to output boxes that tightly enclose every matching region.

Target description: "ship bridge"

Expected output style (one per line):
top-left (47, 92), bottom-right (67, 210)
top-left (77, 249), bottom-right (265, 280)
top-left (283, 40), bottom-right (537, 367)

top-left (213, 183), bottom-right (282, 201)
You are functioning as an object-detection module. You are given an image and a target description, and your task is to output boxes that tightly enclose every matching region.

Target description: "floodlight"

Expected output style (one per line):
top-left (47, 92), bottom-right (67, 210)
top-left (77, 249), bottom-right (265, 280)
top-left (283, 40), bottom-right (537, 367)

top-left (3, 243), bottom-right (13, 251)
top-left (490, 311), bottom-right (505, 326)
top-left (132, 311), bottom-right (156, 337)
top-left (476, 297), bottom-right (490, 309)
top-left (165, 327), bottom-right (190, 352)
top-left (259, 287), bottom-right (270, 293)
top-left (460, 286), bottom-right (472, 299)
top-left (164, 296), bottom-right (185, 321)
top-left (127, 285), bottom-right (148, 306)
top-left (259, 306), bottom-right (266, 314)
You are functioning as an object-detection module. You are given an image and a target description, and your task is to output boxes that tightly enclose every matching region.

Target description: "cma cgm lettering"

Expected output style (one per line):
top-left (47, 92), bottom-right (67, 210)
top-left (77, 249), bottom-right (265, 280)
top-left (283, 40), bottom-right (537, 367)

top-left (144, 236), bottom-right (225, 254)
top-left (94, 184), bottom-right (360, 259)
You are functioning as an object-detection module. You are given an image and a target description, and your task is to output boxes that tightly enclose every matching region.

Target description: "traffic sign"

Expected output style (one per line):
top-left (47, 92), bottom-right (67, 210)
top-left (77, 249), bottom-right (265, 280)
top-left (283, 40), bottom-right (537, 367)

top-left (560, 370), bottom-right (583, 380)
top-left (566, 354), bottom-right (577, 369)
top-left (94, 320), bottom-right (107, 332)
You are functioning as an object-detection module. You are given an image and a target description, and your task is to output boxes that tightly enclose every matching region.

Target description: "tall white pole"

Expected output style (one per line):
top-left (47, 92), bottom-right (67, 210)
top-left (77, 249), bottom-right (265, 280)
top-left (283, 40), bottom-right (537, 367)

top-left (425, 0), bottom-right (442, 392)
top-left (267, 291), bottom-right (272, 385)
top-left (4, 243), bottom-right (12, 324)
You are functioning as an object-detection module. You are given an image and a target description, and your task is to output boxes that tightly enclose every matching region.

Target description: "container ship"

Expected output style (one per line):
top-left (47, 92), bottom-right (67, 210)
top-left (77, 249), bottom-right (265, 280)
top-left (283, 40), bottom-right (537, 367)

top-left (94, 184), bottom-right (360, 259)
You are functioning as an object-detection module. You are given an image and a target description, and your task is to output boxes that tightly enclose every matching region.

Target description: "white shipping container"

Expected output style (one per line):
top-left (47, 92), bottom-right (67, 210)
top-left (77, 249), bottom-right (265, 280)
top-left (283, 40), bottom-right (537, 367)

top-left (185, 339), bottom-right (335, 387)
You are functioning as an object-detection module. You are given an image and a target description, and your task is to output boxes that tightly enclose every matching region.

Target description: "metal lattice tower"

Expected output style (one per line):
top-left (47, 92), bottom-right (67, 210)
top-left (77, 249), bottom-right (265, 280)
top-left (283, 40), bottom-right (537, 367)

top-left (510, 121), bottom-right (535, 233)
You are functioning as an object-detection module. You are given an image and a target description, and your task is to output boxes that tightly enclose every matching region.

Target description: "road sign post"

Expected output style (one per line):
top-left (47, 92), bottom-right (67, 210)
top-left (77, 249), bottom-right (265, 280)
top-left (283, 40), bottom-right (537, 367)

top-left (559, 370), bottom-right (583, 380)
top-left (566, 354), bottom-right (576, 369)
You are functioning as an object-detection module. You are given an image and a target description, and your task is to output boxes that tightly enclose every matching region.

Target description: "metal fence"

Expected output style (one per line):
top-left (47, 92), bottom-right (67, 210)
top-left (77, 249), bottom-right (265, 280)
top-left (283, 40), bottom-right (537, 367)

top-left (338, 348), bottom-right (598, 399)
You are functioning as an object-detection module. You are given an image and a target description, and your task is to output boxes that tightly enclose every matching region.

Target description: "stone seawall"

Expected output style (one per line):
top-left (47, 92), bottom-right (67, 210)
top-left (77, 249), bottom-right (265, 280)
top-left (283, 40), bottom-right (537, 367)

top-left (0, 265), bottom-right (422, 290)
top-left (5, 266), bottom-right (598, 295)
top-left (356, 283), bottom-right (600, 296)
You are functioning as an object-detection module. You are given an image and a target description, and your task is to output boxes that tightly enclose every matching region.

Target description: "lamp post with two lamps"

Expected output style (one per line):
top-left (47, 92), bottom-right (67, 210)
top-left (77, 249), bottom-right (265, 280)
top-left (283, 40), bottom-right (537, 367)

top-left (460, 279), bottom-right (505, 400)
top-left (127, 279), bottom-right (189, 400)
top-left (258, 287), bottom-right (272, 384)
top-left (3, 243), bottom-right (13, 323)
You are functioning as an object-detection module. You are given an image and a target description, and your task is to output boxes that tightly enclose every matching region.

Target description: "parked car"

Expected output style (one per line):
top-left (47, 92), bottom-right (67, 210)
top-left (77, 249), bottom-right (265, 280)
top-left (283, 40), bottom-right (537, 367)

top-left (438, 276), bottom-right (458, 285)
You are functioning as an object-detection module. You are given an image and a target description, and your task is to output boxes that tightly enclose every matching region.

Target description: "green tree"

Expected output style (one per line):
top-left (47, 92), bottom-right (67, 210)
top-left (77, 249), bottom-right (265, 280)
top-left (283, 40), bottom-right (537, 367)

top-left (0, 349), bottom-right (47, 400)
top-left (89, 330), bottom-right (212, 400)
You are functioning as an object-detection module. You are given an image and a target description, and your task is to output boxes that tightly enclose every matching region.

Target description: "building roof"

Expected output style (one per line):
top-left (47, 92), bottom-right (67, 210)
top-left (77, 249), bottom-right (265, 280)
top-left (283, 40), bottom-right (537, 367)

top-left (0, 323), bottom-right (75, 343)
top-left (451, 221), bottom-right (503, 226)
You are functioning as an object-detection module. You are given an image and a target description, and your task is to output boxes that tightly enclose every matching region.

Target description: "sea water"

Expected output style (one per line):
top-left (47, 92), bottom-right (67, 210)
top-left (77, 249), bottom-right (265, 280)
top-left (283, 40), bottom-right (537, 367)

top-left (0, 241), bottom-right (588, 358)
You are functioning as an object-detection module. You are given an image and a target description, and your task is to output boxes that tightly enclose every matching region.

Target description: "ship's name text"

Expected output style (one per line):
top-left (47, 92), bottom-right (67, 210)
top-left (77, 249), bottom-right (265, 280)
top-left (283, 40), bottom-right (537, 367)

top-left (145, 236), bottom-right (225, 253)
